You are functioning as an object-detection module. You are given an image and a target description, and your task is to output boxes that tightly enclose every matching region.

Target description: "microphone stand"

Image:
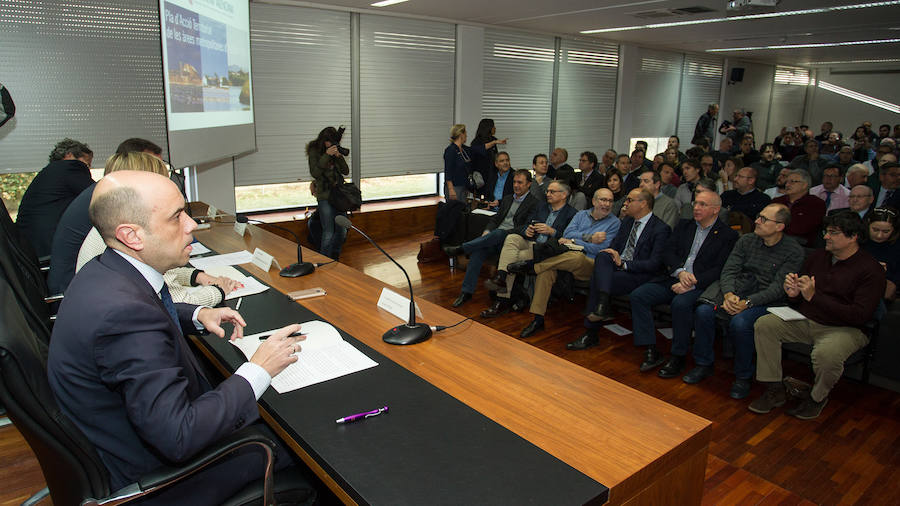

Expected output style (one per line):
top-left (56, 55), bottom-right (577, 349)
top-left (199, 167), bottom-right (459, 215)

top-left (335, 216), bottom-right (432, 345)
top-left (236, 216), bottom-right (315, 277)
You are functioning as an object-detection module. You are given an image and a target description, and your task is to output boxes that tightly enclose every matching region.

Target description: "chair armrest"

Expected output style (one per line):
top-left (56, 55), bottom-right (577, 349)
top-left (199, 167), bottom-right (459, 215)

top-left (82, 426), bottom-right (276, 506)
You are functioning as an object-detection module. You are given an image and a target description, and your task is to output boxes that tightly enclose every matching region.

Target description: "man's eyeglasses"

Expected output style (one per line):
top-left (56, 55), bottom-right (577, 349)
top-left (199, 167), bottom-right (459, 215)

top-left (822, 228), bottom-right (845, 237)
top-left (756, 214), bottom-right (783, 224)
top-left (546, 189), bottom-right (564, 194)
top-left (594, 197), bottom-right (613, 203)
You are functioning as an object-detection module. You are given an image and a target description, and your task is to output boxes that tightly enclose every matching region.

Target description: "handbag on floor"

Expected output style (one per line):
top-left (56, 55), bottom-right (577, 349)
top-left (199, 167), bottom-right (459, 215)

top-left (417, 236), bottom-right (445, 263)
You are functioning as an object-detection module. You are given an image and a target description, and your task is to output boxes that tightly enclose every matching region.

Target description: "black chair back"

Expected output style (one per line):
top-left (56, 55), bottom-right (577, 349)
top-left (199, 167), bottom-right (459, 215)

top-left (0, 277), bottom-right (113, 504)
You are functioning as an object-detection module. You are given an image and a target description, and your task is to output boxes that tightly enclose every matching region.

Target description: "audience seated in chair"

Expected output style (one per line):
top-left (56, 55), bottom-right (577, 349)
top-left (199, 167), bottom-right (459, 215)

top-left (721, 165), bottom-right (771, 224)
top-left (773, 169), bottom-right (826, 246)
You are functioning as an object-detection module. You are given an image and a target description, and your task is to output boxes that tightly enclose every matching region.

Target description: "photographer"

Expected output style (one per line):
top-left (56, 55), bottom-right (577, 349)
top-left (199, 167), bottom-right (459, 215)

top-left (307, 126), bottom-right (350, 259)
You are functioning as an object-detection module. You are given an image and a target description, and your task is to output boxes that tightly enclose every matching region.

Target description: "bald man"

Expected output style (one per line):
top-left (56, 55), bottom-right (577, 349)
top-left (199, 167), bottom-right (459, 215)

top-left (48, 171), bottom-right (313, 505)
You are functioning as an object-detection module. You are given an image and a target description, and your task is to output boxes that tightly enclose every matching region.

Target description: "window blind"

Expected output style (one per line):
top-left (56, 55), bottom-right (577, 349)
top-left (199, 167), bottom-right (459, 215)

top-left (0, 0), bottom-right (167, 171)
top-left (358, 14), bottom-right (455, 178)
top-left (676, 54), bottom-right (723, 146)
top-left (768, 66), bottom-right (810, 135)
top-left (556, 38), bottom-right (619, 158)
top-left (481, 29), bottom-right (555, 168)
top-left (630, 48), bottom-right (682, 147)
top-left (233, 4), bottom-right (351, 186)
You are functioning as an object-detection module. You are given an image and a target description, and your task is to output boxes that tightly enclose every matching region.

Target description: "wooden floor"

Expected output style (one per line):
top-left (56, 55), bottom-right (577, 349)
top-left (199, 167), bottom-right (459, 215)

top-left (3, 231), bottom-right (900, 505)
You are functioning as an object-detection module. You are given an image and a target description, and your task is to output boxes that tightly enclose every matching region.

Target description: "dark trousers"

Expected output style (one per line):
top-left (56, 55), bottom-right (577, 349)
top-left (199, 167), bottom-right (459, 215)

top-left (629, 280), bottom-right (703, 349)
top-left (460, 228), bottom-right (509, 294)
top-left (583, 252), bottom-right (652, 329)
top-left (694, 303), bottom-right (769, 375)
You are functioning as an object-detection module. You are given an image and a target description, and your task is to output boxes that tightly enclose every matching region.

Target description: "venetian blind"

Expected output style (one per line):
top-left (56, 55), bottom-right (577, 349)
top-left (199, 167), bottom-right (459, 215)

top-left (676, 54), bottom-right (723, 145)
top-left (768, 66), bottom-right (810, 136)
top-left (630, 48), bottom-right (682, 145)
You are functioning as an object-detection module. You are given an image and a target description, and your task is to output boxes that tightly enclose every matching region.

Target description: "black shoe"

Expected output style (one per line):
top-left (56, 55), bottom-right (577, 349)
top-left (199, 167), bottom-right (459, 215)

top-left (484, 274), bottom-right (507, 294)
top-left (640, 348), bottom-right (666, 372)
top-left (682, 365), bottom-right (714, 384)
top-left (511, 298), bottom-right (529, 312)
top-left (566, 333), bottom-right (599, 350)
top-left (443, 245), bottom-right (464, 257)
top-left (586, 292), bottom-right (615, 322)
top-left (507, 260), bottom-right (536, 276)
top-left (786, 394), bottom-right (828, 420)
top-left (480, 299), bottom-right (510, 318)
top-left (748, 384), bottom-right (787, 414)
top-left (656, 354), bottom-right (685, 377)
top-left (452, 292), bottom-right (472, 308)
top-left (520, 319), bottom-right (544, 338)
top-left (730, 379), bottom-right (751, 399)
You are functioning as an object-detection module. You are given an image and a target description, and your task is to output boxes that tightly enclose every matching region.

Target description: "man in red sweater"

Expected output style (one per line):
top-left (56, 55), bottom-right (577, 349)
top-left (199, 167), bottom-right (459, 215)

top-left (773, 169), bottom-right (826, 246)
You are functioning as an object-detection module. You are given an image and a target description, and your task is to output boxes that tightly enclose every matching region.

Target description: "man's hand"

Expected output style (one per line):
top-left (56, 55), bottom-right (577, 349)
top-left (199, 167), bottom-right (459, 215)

top-left (533, 223), bottom-right (553, 235)
top-left (797, 275), bottom-right (816, 302)
top-left (198, 307), bottom-right (247, 340)
top-left (677, 271), bottom-right (697, 290)
top-left (671, 282), bottom-right (689, 295)
top-left (558, 237), bottom-right (573, 245)
top-left (601, 248), bottom-right (622, 266)
top-left (250, 324), bottom-right (305, 378)
top-left (525, 225), bottom-right (536, 238)
top-left (723, 297), bottom-right (747, 315)
top-left (590, 231), bottom-right (607, 244)
top-left (197, 272), bottom-right (243, 294)
top-left (784, 273), bottom-right (801, 298)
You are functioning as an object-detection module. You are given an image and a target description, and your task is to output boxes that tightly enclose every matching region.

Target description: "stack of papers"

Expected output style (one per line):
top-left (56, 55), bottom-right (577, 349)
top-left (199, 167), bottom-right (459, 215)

top-left (189, 265), bottom-right (269, 300)
top-left (767, 306), bottom-right (807, 321)
top-left (190, 250), bottom-right (254, 270)
top-left (231, 321), bottom-right (378, 393)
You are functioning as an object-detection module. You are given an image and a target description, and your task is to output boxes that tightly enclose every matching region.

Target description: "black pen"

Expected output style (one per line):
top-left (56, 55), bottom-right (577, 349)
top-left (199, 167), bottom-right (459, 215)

top-left (259, 331), bottom-right (304, 340)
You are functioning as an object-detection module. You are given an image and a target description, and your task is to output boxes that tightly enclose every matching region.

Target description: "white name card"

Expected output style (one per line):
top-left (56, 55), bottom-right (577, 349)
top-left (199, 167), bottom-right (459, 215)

top-left (234, 221), bottom-right (249, 237)
top-left (251, 247), bottom-right (281, 272)
top-left (377, 287), bottom-right (423, 323)
top-left (207, 204), bottom-right (218, 217)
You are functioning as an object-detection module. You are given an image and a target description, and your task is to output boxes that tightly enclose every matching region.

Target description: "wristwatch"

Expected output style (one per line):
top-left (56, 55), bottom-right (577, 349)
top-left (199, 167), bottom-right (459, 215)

top-left (744, 298), bottom-right (753, 308)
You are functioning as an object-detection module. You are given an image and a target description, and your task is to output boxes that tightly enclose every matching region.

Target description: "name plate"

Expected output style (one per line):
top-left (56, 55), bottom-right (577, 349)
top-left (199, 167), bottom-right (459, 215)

top-left (207, 204), bottom-right (218, 217)
top-left (377, 287), bottom-right (423, 322)
top-left (234, 221), bottom-right (251, 237)
top-left (251, 247), bottom-right (281, 272)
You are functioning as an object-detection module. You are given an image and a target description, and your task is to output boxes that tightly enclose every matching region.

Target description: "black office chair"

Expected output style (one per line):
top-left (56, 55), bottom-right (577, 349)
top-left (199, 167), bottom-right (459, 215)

top-left (781, 319), bottom-right (880, 384)
top-left (0, 277), bottom-right (306, 506)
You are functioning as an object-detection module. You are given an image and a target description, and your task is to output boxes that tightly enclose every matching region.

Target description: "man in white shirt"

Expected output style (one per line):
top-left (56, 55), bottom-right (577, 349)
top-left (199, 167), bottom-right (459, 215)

top-left (809, 165), bottom-right (851, 213)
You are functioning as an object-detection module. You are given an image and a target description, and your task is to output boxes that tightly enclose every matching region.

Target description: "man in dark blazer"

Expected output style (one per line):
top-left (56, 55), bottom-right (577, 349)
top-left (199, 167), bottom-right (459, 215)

top-left (629, 191), bottom-right (738, 377)
top-left (577, 151), bottom-right (607, 205)
top-left (15, 138), bottom-right (94, 257)
top-left (568, 188), bottom-right (671, 350)
top-left (444, 169), bottom-right (538, 307)
top-left (47, 171), bottom-right (310, 505)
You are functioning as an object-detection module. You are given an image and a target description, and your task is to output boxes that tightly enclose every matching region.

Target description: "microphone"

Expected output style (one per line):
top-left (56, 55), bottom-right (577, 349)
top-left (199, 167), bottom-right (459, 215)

top-left (334, 215), bottom-right (432, 345)
top-left (236, 215), bottom-right (315, 278)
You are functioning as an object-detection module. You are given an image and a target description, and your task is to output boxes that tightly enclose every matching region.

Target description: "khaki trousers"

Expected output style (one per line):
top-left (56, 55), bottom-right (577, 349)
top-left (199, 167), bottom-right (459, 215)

top-left (754, 314), bottom-right (868, 402)
top-left (529, 251), bottom-right (594, 315)
top-left (496, 235), bottom-right (535, 299)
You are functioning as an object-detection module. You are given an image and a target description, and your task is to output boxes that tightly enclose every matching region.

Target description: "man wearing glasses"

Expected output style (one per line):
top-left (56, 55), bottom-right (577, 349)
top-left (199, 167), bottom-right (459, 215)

top-left (845, 185), bottom-right (874, 220)
top-left (693, 203), bottom-right (804, 399)
top-left (750, 212), bottom-right (885, 419)
top-left (721, 166), bottom-right (771, 223)
top-left (809, 165), bottom-right (850, 213)
top-left (506, 188), bottom-right (621, 338)
top-left (772, 169), bottom-right (826, 245)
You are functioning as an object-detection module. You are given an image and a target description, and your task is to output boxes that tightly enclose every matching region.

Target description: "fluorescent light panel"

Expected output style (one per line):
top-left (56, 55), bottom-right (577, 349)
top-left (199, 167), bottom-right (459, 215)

top-left (802, 58), bottom-right (900, 65)
top-left (580, 1), bottom-right (900, 34)
top-left (817, 80), bottom-right (900, 113)
top-left (706, 38), bottom-right (900, 52)
top-left (371, 0), bottom-right (409, 7)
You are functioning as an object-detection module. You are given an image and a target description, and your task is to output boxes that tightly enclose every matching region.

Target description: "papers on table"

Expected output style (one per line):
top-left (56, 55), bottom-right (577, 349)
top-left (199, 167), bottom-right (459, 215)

top-left (767, 306), bottom-right (807, 321)
top-left (189, 242), bottom-right (211, 256)
top-left (231, 321), bottom-right (378, 393)
top-left (190, 265), bottom-right (269, 300)
top-left (189, 250), bottom-right (254, 270)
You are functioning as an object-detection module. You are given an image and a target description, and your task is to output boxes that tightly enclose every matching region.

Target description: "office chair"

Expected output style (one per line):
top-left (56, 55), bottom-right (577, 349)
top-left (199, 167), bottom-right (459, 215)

top-left (0, 277), bottom-right (308, 506)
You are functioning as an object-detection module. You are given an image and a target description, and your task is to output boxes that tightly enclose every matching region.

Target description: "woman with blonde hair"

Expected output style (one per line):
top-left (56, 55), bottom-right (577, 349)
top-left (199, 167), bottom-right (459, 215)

top-left (443, 123), bottom-right (472, 202)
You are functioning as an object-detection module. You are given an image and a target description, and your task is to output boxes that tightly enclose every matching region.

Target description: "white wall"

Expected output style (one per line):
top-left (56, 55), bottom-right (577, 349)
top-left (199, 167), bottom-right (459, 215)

top-left (455, 25), bottom-right (484, 131)
top-left (720, 60), bottom-right (775, 142)
top-left (805, 68), bottom-right (900, 137)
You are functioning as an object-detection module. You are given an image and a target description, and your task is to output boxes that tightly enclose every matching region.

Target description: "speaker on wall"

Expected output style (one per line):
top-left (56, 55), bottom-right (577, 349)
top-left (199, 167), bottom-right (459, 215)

top-left (730, 67), bottom-right (745, 83)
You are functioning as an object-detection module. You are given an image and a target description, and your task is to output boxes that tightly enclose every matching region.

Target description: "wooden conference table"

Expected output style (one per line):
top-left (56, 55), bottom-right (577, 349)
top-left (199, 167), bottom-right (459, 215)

top-left (191, 216), bottom-right (711, 505)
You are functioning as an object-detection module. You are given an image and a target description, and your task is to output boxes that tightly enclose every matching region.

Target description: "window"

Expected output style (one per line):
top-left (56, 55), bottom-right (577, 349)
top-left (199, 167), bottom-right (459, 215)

top-left (676, 55), bottom-right (723, 145)
top-left (769, 66), bottom-right (810, 137)
top-left (629, 137), bottom-right (670, 159)
top-left (235, 181), bottom-right (315, 214)
top-left (556, 38), bottom-right (619, 156)
top-left (360, 174), bottom-right (436, 201)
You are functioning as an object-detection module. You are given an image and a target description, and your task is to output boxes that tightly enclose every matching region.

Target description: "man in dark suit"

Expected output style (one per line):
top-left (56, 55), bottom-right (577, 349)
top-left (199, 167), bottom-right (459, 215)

top-left (548, 147), bottom-right (574, 180)
top-left (444, 169), bottom-right (538, 307)
top-left (577, 151), bottom-right (606, 205)
top-left (568, 188), bottom-right (671, 350)
top-left (47, 171), bottom-right (310, 505)
top-left (629, 191), bottom-right (738, 376)
top-left (15, 138), bottom-right (94, 257)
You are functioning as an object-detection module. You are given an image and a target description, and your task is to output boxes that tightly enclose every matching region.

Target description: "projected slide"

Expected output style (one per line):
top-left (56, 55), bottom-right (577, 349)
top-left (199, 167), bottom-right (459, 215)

top-left (160, 0), bottom-right (252, 131)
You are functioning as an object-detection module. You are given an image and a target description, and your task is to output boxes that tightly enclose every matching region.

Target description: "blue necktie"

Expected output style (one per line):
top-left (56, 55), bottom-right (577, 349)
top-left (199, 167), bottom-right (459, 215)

top-left (824, 191), bottom-right (832, 210)
top-left (159, 284), bottom-right (179, 327)
top-left (622, 222), bottom-right (641, 262)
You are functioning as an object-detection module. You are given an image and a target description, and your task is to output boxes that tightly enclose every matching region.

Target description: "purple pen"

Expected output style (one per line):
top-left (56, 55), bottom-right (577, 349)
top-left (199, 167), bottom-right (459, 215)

top-left (335, 406), bottom-right (389, 424)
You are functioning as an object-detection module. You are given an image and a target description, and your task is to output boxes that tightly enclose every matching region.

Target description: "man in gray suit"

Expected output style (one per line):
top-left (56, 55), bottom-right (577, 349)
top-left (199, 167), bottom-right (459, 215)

top-left (638, 168), bottom-right (679, 229)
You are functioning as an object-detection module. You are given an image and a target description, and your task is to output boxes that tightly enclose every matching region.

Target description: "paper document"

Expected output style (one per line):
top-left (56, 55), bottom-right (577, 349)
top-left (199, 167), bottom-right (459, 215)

top-left (767, 306), bottom-right (807, 321)
top-left (231, 321), bottom-right (378, 393)
top-left (187, 265), bottom-right (269, 300)
top-left (563, 243), bottom-right (584, 251)
top-left (604, 323), bottom-right (632, 336)
top-left (189, 250), bottom-right (254, 270)
top-left (471, 209), bottom-right (497, 216)
top-left (189, 242), bottom-right (211, 256)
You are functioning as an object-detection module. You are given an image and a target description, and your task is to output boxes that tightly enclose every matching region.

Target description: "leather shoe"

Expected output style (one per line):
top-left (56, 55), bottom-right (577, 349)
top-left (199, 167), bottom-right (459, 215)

top-left (566, 333), bottom-right (599, 350)
top-left (520, 319), bottom-right (544, 338)
top-left (639, 348), bottom-right (666, 372)
top-left (586, 292), bottom-right (615, 322)
top-left (480, 299), bottom-right (510, 318)
top-left (511, 298), bottom-right (529, 312)
top-left (483, 274), bottom-right (507, 294)
top-left (655, 354), bottom-right (684, 377)
top-left (729, 379), bottom-right (751, 399)
top-left (443, 245), bottom-right (464, 257)
top-left (451, 292), bottom-right (472, 308)
top-left (682, 365), bottom-right (714, 384)
top-left (507, 260), bottom-right (536, 276)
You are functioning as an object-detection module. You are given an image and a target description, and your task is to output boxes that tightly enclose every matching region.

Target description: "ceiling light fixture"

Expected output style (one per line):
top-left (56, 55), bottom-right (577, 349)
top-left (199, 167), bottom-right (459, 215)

top-left (817, 81), bottom-right (900, 113)
top-left (706, 38), bottom-right (900, 52)
top-left (580, 1), bottom-right (900, 34)
top-left (371, 0), bottom-right (409, 7)
top-left (801, 58), bottom-right (900, 65)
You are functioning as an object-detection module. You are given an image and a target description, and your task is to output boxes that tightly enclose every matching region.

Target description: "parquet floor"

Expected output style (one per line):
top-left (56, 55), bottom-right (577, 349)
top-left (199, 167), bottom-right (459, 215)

top-left (3, 230), bottom-right (898, 505)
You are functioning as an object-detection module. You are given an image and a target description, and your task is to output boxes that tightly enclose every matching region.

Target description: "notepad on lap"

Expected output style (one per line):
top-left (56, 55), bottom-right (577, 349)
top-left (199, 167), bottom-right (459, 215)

top-left (230, 321), bottom-right (378, 393)
top-left (767, 306), bottom-right (807, 321)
